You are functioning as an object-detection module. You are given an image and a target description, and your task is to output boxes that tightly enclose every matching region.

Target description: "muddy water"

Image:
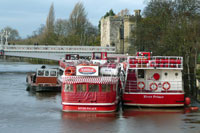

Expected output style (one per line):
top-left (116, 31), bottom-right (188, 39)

top-left (0, 59), bottom-right (200, 133)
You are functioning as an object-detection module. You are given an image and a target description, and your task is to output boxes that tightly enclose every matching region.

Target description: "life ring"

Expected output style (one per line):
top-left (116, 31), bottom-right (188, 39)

top-left (150, 83), bottom-right (158, 91)
top-left (162, 82), bottom-right (170, 90)
top-left (150, 61), bottom-right (156, 67)
top-left (122, 62), bottom-right (127, 69)
top-left (137, 81), bottom-right (145, 89)
top-left (65, 66), bottom-right (76, 76)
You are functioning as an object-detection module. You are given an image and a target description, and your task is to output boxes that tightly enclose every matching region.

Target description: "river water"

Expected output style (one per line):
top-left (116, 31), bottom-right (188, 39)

top-left (0, 59), bottom-right (200, 133)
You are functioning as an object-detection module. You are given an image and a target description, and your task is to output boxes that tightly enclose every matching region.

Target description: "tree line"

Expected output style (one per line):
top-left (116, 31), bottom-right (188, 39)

top-left (15, 2), bottom-right (100, 46)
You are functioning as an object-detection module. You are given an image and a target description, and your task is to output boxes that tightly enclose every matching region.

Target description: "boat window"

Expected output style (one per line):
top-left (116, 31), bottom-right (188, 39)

top-left (102, 84), bottom-right (111, 92)
top-left (113, 85), bottom-right (116, 91)
top-left (59, 69), bottom-right (63, 76)
top-left (50, 71), bottom-right (57, 76)
top-left (175, 73), bottom-right (178, 76)
top-left (164, 72), bottom-right (168, 76)
top-left (38, 70), bottom-right (44, 76)
top-left (94, 53), bottom-right (101, 59)
top-left (108, 58), bottom-right (116, 63)
top-left (89, 84), bottom-right (99, 92)
top-left (120, 58), bottom-right (126, 62)
top-left (138, 69), bottom-right (144, 78)
top-left (77, 84), bottom-right (87, 92)
top-left (45, 70), bottom-right (49, 76)
top-left (65, 84), bottom-right (73, 92)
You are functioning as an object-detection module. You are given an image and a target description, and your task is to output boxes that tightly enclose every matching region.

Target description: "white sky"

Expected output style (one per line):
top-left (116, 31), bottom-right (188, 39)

top-left (0, 0), bottom-right (147, 38)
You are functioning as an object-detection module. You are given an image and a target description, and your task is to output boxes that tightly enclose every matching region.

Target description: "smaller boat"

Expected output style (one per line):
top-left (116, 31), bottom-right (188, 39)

top-left (26, 66), bottom-right (61, 92)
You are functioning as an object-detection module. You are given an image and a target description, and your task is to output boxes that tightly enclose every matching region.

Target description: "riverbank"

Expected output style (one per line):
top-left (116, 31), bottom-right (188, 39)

top-left (0, 56), bottom-right (58, 65)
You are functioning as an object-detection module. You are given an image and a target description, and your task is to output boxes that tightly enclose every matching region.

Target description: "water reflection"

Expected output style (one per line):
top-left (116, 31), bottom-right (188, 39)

top-left (27, 90), bottom-right (60, 100)
top-left (61, 112), bottom-right (119, 133)
top-left (123, 107), bottom-right (185, 117)
top-left (1, 59), bottom-right (200, 133)
top-left (62, 112), bottom-right (118, 121)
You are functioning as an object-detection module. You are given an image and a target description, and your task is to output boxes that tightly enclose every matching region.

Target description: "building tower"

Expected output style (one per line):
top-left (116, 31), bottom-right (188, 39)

top-left (100, 10), bottom-right (141, 54)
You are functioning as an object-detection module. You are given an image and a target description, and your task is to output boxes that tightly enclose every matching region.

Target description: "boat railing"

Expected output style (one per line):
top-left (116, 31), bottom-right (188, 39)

top-left (127, 56), bottom-right (183, 70)
top-left (61, 60), bottom-right (120, 77)
top-left (124, 80), bottom-right (183, 93)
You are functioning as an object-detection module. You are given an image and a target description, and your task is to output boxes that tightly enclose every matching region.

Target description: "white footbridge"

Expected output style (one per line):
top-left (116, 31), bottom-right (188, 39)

top-left (0, 44), bottom-right (116, 60)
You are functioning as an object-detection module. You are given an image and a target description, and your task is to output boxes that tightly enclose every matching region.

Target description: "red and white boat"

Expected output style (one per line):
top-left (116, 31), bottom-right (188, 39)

top-left (61, 52), bottom-right (120, 112)
top-left (120, 52), bottom-right (185, 107)
top-left (26, 66), bottom-right (61, 92)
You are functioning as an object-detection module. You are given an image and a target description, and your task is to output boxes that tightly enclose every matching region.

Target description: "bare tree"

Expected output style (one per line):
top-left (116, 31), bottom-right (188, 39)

top-left (68, 2), bottom-right (87, 34)
top-left (2, 26), bottom-right (20, 41)
top-left (117, 8), bottom-right (130, 16)
top-left (67, 2), bottom-right (88, 45)
top-left (55, 19), bottom-right (68, 37)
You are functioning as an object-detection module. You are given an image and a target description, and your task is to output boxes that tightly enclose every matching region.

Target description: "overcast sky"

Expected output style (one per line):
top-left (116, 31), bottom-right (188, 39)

top-left (0, 0), bottom-right (147, 38)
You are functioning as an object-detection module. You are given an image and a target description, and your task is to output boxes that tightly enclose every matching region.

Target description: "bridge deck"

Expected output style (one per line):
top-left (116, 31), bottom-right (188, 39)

top-left (0, 45), bottom-right (116, 60)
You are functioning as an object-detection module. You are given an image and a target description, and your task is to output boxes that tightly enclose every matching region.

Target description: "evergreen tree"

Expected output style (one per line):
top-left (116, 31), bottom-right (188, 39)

top-left (104, 9), bottom-right (115, 18)
top-left (44, 3), bottom-right (56, 45)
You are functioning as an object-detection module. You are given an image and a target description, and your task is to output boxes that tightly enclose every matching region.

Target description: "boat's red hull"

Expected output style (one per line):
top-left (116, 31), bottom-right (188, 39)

top-left (62, 103), bottom-right (117, 112)
top-left (123, 93), bottom-right (185, 107)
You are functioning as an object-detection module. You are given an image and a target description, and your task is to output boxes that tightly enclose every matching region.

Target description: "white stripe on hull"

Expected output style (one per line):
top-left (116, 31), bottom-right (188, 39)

top-left (62, 102), bottom-right (117, 106)
top-left (124, 103), bottom-right (184, 107)
top-left (62, 109), bottom-right (116, 113)
top-left (123, 92), bottom-right (184, 95)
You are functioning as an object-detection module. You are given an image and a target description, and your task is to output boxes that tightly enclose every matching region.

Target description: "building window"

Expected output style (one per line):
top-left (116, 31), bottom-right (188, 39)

top-left (111, 42), bottom-right (115, 47)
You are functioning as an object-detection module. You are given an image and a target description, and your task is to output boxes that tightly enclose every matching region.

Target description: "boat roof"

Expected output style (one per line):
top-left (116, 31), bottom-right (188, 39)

top-left (126, 51), bottom-right (183, 70)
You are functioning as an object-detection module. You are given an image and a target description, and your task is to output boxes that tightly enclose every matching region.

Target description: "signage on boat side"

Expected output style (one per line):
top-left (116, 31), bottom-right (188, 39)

top-left (144, 95), bottom-right (164, 99)
top-left (76, 66), bottom-right (99, 76)
top-left (77, 107), bottom-right (97, 110)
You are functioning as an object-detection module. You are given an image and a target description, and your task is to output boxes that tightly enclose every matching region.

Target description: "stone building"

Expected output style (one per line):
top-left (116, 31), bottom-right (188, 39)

top-left (101, 10), bottom-right (141, 54)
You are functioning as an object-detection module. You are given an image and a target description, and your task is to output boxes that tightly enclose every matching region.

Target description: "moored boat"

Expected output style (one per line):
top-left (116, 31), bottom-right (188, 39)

top-left (61, 52), bottom-right (120, 112)
top-left (26, 66), bottom-right (61, 92)
top-left (120, 52), bottom-right (185, 107)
